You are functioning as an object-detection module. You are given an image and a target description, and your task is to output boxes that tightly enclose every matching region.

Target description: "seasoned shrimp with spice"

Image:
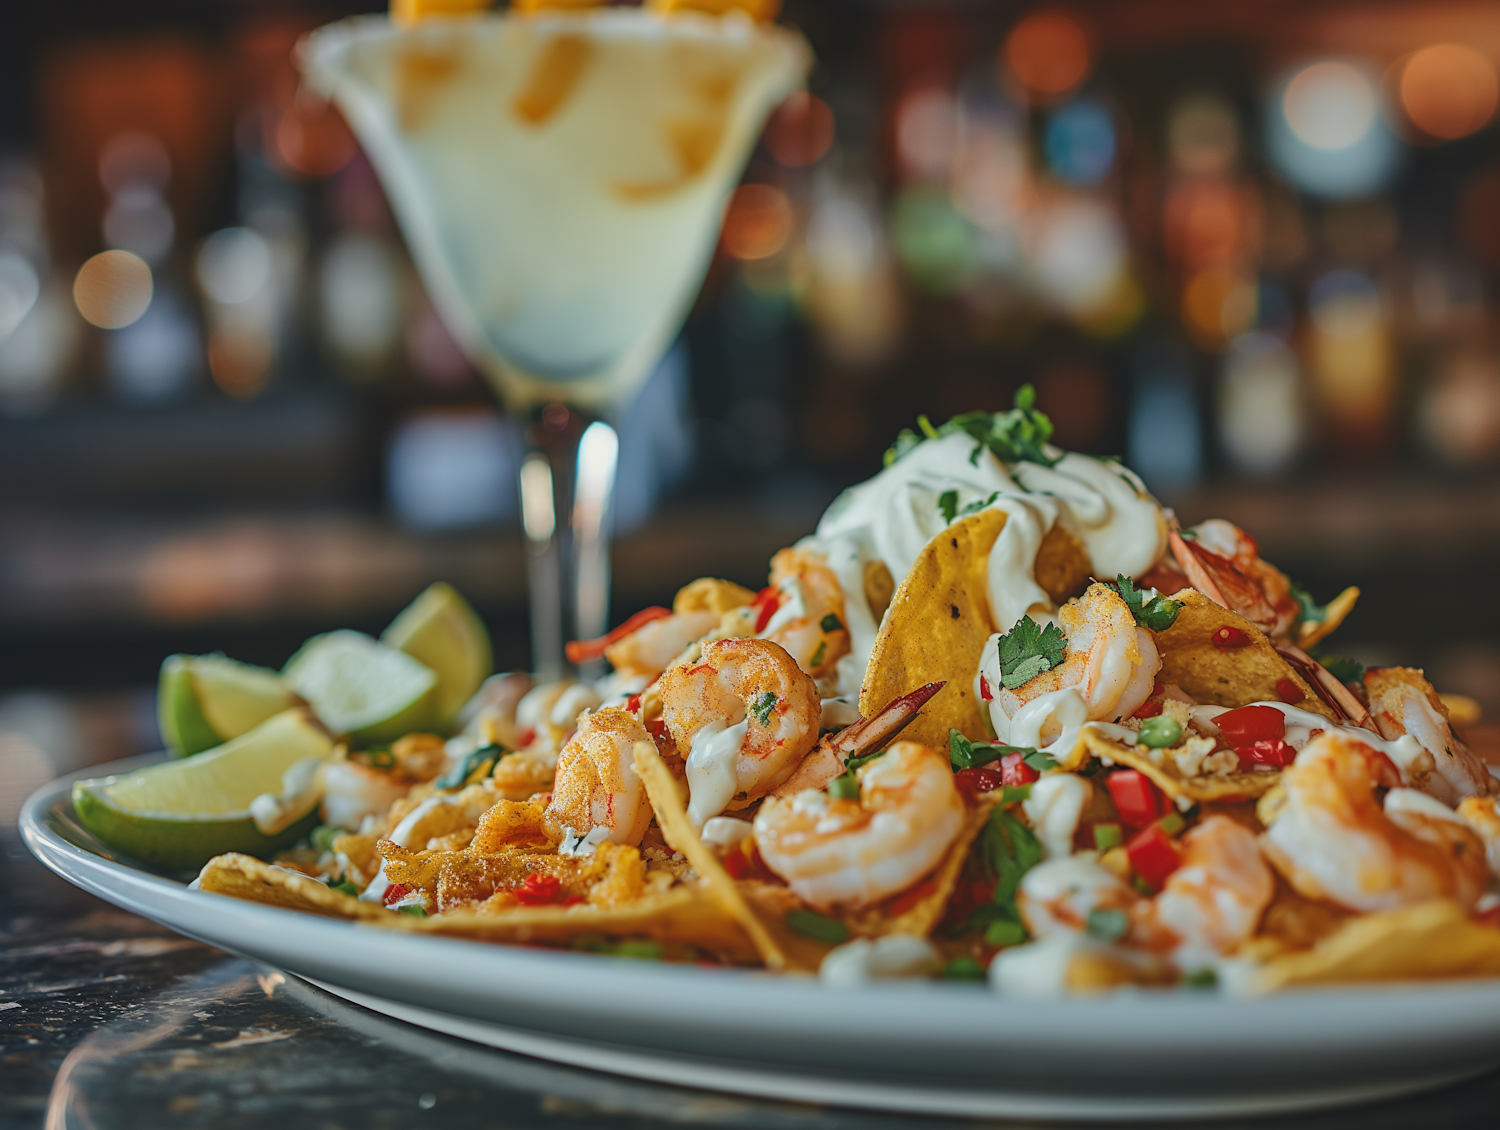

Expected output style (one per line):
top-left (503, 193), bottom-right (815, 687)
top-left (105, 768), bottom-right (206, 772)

top-left (1366, 666), bottom-right (1493, 805)
top-left (754, 741), bottom-right (965, 909)
top-left (658, 637), bottom-right (821, 827)
top-left (758, 547), bottom-right (851, 680)
top-left (1259, 732), bottom-right (1488, 914)
top-left (979, 583), bottom-right (1161, 753)
top-left (1149, 815), bottom-right (1276, 958)
top-left (1141, 519), bottom-right (1301, 639)
top-left (542, 708), bottom-right (655, 850)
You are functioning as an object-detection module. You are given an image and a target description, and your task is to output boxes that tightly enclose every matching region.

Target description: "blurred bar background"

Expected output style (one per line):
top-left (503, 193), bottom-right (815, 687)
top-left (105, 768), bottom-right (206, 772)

top-left (5, 0), bottom-right (1500, 817)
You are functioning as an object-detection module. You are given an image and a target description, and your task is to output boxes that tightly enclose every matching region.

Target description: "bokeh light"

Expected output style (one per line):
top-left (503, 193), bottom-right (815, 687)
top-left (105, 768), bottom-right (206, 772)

top-left (1420, 350), bottom-right (1500, 465)
top-left (1003, 11), bottom-right (1092, 100)
top-left (1168, 94), bottom-right (1239, 177)
top-left (73, 250), bottom-right (152, 329)
top-left (1219, 332), bottom-right (1303, 476)
top-left (1268, 61), bottom-right (1397, 197)
top-left (1307, 268), bottom-right (1394, 440)
top-left (896, 88), bottom-right (959, 179)
top-left (764, 92), bottom-right (835, 168)
top-left (1028, 196), bottom-right (1125, 313)
top-left (1045, 98), bottom-right (1116, 185)
top-left (97, 130), bottom-right (170, 196)
top-left (1400, 44), bottom-right (1498, 141)
top-left (208, 326), bottom-right (273, 399)
top-left (197, 228), bottom-right (272, 306)
top-left (1162, 180), bottom-right (1250, 269)
top-left (273, 92), bottom-right (357, 180)
top-left (1181, 268), bottom-right (1256, 349)
top-left (722, 184), bottom-right (793, 260)
top-left (0, 253), bottom-right (40, 342)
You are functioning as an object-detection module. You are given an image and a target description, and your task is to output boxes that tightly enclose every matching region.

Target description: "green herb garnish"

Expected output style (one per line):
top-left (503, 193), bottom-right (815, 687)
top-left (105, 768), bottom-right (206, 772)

top-left (396, 904), bottom-right (427, 917)
top-left (820, 613), bottom-right (844, 633)
top-left (948, 729), bottom-right (1048, 772)
top-left (828, 748), bottom-right (886, 799)
top-left (363, 747), bottom-right (396, 769)
top-left (977, 807), bottom-right (1042, 941)
top-left (310, 824), bottom-right (344, 854)
top-left (1109, 575), bottom-right (1182, 632)
top-left (786, 909), bottom-right (850, 945)
top-left (1180, 968), bottom-right (1219, 991)
top-left (1311, 650), bottom-right (1364, 685)
top-left (614, 940), bottom-right (665, 961)
top-left (330, 880), bottom-right (358, 897)
top-left (809, 642), bottom-right (826, 668)
top-left (995, 615), bottom-right (1068, 690)
top-left (749, 692), bottom-right (778, 725)
top-left (1290, 582), bottom-right (1326, 625)
top-left (883, 385), bottom-right (1062, 470)
top-left (1000, 784), bottom-right (1032, 805)
top-left (436, 744), bottom-right (505, 790)
top-left (936, 489), bottom-right (1000, 526)
top-left (944, 956), bottom-right (988, 981)
top-left (1085, 907), bottom-right (1129, 942)
top-left (984, 919), bottom-right (1026, 947)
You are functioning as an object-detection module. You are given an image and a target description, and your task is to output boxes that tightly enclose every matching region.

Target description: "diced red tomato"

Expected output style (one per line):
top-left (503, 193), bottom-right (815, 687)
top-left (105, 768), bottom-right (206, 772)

top-left (954, 766), bottom-right (1005, 804)
top-left (565, 606), bottom-right (673, 664)
top-left (1215, 704), bottom-right (1286, 748)
top-left (382, 883), bottom-right (413, 906)
top-left (885, 877), bottom-right (938, 917)
top-left (517, 728), bottom-right (536, 749)
top-left (1237, 739), bottom-right (1296, 768)
top-left (515, 873), bottom-right (564, 906)
top-left (561, 895), bottom-right (584, 907)
top-left (1107, 770), bottom-right (1162, 828)
top-left (625, 693), bottom-right (643, 714)
top-left (1000, 751), bottom-right (1039, 787)
top-left (979, 675), bottom-right (993, 701)
top-left (1274, 678), bottom-right (1305, 705)
top-left (646, 719), bottom-right (669, 742)
top-left (1211, 626), bottom-right (1252, 650)
top-left (1132, 700), bottom-right (1163, 719)
top-left (751, 586), bottom-right (781, 633)
top-left (1126, 824), bottom-right (1183, 889)
top-left (723, 838), bottom-right (775, 881)
top-left (1476, 905), bottom-right (1500, 930)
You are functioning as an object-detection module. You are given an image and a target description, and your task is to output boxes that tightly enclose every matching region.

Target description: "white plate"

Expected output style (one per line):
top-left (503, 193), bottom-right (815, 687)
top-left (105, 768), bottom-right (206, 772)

top-left (22, 754), bottom-right (1500, 1121)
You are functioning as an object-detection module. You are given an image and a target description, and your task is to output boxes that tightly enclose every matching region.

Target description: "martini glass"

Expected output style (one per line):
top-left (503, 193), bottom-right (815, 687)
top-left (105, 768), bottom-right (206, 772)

top-left (302, 8), bottom-right (809, 678)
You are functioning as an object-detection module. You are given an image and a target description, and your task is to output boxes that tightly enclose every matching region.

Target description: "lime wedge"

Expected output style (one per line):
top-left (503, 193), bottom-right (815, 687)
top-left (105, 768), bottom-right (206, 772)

top-left (282, 629), bottom-right (438, 744)
top-left (158, 653), bottom-right (295, 757)
top-left (381, 583), bottom-right (492, 729)
top-left (73, 708), bottom-right (333, 870)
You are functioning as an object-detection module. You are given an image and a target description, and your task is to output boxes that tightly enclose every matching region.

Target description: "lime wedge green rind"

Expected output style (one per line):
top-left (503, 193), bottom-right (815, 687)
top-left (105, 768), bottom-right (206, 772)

top-left (283, 630), bottom-right (438, 745)
top-left (158, 655), bottom-right (223, 758)
top-left (381, 582), bottom-right (492, 730)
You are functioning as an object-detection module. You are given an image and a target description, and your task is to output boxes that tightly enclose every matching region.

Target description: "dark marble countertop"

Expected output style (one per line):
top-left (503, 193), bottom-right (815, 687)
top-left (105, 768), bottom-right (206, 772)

top-left (6, 837), bottom-right (1500, 1130)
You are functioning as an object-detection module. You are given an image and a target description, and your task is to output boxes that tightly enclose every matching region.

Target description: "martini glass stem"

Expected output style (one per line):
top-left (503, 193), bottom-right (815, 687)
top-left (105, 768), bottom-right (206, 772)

top-left (518, 404), bottom-right (618, 681)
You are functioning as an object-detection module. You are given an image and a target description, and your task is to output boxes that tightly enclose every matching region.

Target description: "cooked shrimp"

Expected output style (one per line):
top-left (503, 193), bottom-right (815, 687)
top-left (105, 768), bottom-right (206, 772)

top-left (1260, 732), bottom-right (1487, 913)
top-left (659, 638), bottom-right (820, 826)
top-left (1456, 796), bottom-right (1500, 878)
top-left (604, 610), bottom-right (721, 680)
top-left (1366, 667), bottom-right (1493, 805)
top-left (321, 759), bottom-right (409, 831)
top-left (753, 741), bottom-right (965, 909)
top-left (760, 547), bottom-right (850, 680)
top-left (1145, 519), bottom-right (1300, 638)
top-left (514, 680), bottom-right (601, 752)
top-left (1017, 856), bottom-right (1141, 941)
top-left (1150, 816), bottom-right (1274, 957)
top-left (981, 583), bottom-right (1160, 749)
top-left (542, 708), bottom-right (654, 849)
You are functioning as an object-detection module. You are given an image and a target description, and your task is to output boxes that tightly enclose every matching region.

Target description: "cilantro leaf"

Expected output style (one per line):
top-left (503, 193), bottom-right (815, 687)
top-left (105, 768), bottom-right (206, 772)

top-left (996, 616), bottom-right (1068, 689)
top-left (436, 745), bottom-right (504, 790)
top-left (828, 748), bottom-right (886, 798)
top-left (948, 729), bottom-right (1046, 773)
top-left (749, 692), bottom-right (778, 725)
top-left (819, 613), bottom-right (844, 633)
top-left (1022, 749), bottom-right (1059, 772)
top-left (882, 386), bottom-right (1063, 469)
top-left (937, 490), bottom-right (959, 525)
top-left (984, 808), bottom-right (1042, 931)
top-left (1109, 574), bottom-right (1182, 632)
top-left (1290, 581), bottom-right (1326, 625)
top-left (1311, 650), bottom-right (1364, 685)
top-left (330, 879), bottom-right (358, 897)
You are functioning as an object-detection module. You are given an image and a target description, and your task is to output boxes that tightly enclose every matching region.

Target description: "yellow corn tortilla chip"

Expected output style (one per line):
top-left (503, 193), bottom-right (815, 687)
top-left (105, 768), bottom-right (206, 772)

top-left (1081, 727), bottom-right (1282, 803)
top-left (1156, 590), bottom-right (1336, 721)
top-left (860, 513), bottom-right (1094, 747)
top-left (1296, 585), bottom-right (1359, 650)
top-left (632, 740), bottom-right (803, 971)
top-left (197, 853), bottom-right (389, 920)
top-left (1253, 899), bottom-right (1500, 991)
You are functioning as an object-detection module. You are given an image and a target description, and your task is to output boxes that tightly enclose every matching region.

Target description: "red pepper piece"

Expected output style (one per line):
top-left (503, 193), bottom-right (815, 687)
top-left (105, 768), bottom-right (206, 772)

top-left (1274, 678), bottom-right (1305, 705)
top-left (1107, 769), bottom-right (1162, 828)
top-left (1476, 904), bottom-right (1500, 930)
top-left (1238, 739), bottom-right (1296, 768)
top-left (979, 675), bottom-right (993, 701)
top-left (382, 883), bottom-right (413, 906)
top-left (954, 766), bottom-right (1005, 804)
top-left (561, 895), bottom-right (585, 907)
top-left (723, 838), bottom-right (775, 881)
top-left (1126, 824), bottom-right (1183, 889)
top-left (1211, 625), bottom-right (1252, 650)
top-left (1216, 704), bottom-right (1286, 747)
top-left (646, 719), bottom-right (669, 742)
top-left (1000, 751), bottom-right (1040, 787)
top-left (625, 693), bottom-right (643, 714)
top-left (885, 876), bottom-right (938, 918)
top-left (751, 586), bottom-right (781, 633)
top-left (515, 873), bottom-right (564, 906)
top-left (565, 606), bottom-right (673, 664)
top-left (516, 728), bottom-right (536, 749)
top-left (1132, 700), bottom-right (1163, 720)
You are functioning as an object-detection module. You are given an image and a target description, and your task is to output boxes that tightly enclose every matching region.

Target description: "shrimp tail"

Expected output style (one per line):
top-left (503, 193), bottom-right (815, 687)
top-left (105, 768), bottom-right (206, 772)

top-left (833, 681), bottom-right (947, 760)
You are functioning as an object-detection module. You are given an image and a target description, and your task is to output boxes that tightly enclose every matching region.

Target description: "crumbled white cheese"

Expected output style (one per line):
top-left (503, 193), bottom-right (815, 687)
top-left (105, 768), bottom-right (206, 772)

top-left (559, 825), bottom-right (612, 856)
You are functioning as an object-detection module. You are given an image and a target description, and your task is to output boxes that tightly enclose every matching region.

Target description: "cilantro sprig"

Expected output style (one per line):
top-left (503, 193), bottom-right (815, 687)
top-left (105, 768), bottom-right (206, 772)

top-left (1107, 574), bottom-right (1182, 632)
top-left (994, 616), bottom-right (1068, 690)
top-left (884, 385), bottom-right (1062, 470)
top-left (962, 807), bottom-right (1042, 946)
top-left (948, 729), bottom-right (1057, 773)
top-left (1290, 581), bottom-right (1326, 626)
top-left (936, 490), bottom-right (1000, 526)
top-left (436, 744), bottom-right (505, 790)
top-left (828, 748), bottom-right (887, 799)
top-left (1311, 650), bottom-right (1364, 685)
top-left (749, 692), bottom-right (778, 725)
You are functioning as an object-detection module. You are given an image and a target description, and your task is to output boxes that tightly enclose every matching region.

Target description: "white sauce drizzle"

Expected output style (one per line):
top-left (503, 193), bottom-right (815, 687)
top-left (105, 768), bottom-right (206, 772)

top-left (819, 935), bottom-right (943, 986)
top-left (685, 717), bottom-right (749, 829)
top-left (359, 795), bottom-right (448, 904)
top-left (700, 816), bottom-right (754, 850)
top-left (1022, 774), bottom-right (1092, 859)
top-left (248, 756), bottom-right (326, 836)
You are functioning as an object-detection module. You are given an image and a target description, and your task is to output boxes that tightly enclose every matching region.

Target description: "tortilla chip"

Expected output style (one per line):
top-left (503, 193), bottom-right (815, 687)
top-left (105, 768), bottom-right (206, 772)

top-left (1081, 726), bottom-right (1282, 802)
top-left (738, 881), bottom-right (849, 971)
top-left (673, 577), bottom-right (756, 615)
top-left (1253, 900), bottom-right (1500, 991)
top-left (840, 801), bottom-right (993, 938)
top-left (1035, 523), bottom-right (1093, 606)
top-left (1296, 585), bottom-right (1359, 650)
top-left (197, 853), bottom-right (388, 920)
top-left (632, 740), bottom-right (802, 971)
top-left (1156, 590), bottom-right (1336, 721)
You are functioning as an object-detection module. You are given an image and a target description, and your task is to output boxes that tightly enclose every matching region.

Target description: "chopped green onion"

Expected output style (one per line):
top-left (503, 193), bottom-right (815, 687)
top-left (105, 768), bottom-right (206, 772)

top-left (330, 880), bottom-right (358, 897)
top-left (1156, 811), bottom-right (1186, 836)
top-left (1137, 715), bottom-right (1182, 748)
top-left (984, 918), bottom-right (1026, 947)
top-left (827, 773), bottom-right (860, 800)
top-left (436, 744), bottom-right (504, 790)
top-left (614, 940), bottom-right (665, 961)
top-left (310, 824), bottom-right (344, 854)
top-left (1085, 908), bottom-right (1129, 942)
top-left (944, 956), bottom-right (987, 981)
top-left (364, 747), bottom-right (396, 769)
top-left (809, 642), bottom-right (827, 668)
top-left (1000, 784), bottom-right (1032, 806)
top-left (396, 904), bottom-right (427, 917)
top-left (785, 910), bottom-right (849, 945)
top-left (819, 613), bottom-right (844, 633)
top-left (1180, 968), bottom-right (1218, 991)
top-left (749, 692), bottom-right (778, 725)
top-left (1092, 822), bottom-right (1123, 852)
